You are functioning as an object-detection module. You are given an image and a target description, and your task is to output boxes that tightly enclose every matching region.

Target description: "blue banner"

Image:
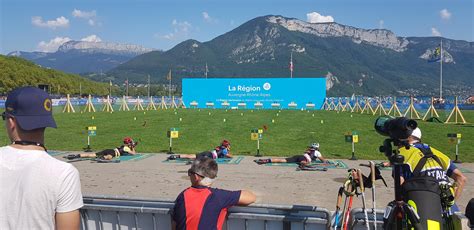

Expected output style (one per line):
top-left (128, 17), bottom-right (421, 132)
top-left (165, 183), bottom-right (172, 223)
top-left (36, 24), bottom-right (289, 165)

top-left (182, 78), bottom-right (326, 109)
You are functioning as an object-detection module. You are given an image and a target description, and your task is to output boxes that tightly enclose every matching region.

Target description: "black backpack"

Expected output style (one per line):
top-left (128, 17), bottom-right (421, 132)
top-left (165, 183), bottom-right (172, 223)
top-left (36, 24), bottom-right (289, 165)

top-left (402, 145), bottom-right (444, 198)
top-left (401, 146), bottom-right (445, 229)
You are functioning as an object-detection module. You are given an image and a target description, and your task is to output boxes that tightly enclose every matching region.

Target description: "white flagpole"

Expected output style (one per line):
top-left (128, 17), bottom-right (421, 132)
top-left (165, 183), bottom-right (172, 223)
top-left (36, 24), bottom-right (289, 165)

top-left (168, 70), bottom-right (172, 100)
top-left (290, 51), bottom-right (293, 78)
top-left (205, 63), bottom-right (208, 79)
top-left (440, 39), bottom-right (443, 100)
top-left (147, 75), bottom-right (151, 98)
top-left (126, 78), bottom-right (129, 97)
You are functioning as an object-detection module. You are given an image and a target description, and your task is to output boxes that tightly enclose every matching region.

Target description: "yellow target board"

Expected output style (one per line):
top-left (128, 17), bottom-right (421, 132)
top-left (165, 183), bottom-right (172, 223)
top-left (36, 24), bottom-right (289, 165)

top-left (167, 128), bottom-right (179, 139)
top-left (352, 135), bottom-right (359, 143)
top-left (251, 129), bottom-right (262, 140)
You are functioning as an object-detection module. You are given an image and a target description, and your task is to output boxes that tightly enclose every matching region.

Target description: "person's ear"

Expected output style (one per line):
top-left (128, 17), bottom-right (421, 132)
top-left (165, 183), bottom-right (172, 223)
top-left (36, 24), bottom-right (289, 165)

top-left (6, 117), bottom-right (16, 131)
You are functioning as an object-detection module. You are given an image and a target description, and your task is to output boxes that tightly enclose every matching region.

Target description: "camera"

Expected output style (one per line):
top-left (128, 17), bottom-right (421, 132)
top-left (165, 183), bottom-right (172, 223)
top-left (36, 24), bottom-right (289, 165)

top-left (374, 116), bottom-right (417, 140)
top-left (375, 116), bottom-right (417, 159)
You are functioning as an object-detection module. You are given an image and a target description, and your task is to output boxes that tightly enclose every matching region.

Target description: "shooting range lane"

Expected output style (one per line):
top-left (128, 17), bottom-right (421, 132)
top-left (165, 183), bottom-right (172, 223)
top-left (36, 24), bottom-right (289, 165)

top-left (53, 153), bottom-right (474, 212)
top-left (163, 156), bottom-right (244, 164)
top-left (264, 159), bottom-right (348, 169)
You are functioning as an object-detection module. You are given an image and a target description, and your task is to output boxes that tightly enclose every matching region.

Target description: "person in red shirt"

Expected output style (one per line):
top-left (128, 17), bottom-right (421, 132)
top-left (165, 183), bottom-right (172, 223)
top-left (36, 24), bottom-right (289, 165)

top-left (172, 157), bottom-right (256, 230)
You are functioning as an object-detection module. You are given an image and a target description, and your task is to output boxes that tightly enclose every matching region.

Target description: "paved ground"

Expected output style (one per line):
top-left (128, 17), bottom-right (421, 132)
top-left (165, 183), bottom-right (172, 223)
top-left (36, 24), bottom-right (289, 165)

top-left (57, 152), bottom-right (474, 212)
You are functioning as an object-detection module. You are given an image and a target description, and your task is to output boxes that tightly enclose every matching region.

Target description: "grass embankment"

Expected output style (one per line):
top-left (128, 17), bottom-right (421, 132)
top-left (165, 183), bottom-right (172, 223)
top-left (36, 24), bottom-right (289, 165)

top-left (0, 108), bottom-right (472, 161)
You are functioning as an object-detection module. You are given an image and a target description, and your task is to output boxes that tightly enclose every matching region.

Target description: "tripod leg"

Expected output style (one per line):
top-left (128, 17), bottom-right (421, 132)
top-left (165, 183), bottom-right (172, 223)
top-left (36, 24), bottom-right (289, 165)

top-left (404, 204), bottom-right (424, 230)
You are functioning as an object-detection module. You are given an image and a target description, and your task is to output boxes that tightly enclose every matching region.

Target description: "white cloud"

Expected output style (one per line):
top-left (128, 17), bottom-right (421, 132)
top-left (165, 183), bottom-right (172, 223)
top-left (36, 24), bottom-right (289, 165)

top-left (202, 12), bottom-right (217, 23)
top-left (36, 37), bottom-right (71, 52)
top-left (159, 19), bottom-right (193, 40)
top-left (378, 20), bottom-right (384, 29)
top-left (203, 12), bottom-right (211, 21)
top-left (431, 27), bottom-right (442, 36)
top-left (32, 16), bottom-right (69, 29)
top-left (72, 9), bottom-right (96, 18)
top-left (440, 9), bottom-right (451, 20)
top-left (306, 12), bottom-right (334, 23)
top-left (81, 35), bottom-right (102, 42)
top-left (72, 9), bottom-right (98, 26)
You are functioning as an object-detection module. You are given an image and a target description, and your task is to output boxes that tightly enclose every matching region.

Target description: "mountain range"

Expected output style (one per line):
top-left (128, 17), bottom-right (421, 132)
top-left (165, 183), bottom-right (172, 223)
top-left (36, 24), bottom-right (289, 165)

top-left (8, 41), bottom-right (153, 74)
top-left (9, 15), bottom-right (474, 96)
top-left (107, 15), bottom-right (473, 96)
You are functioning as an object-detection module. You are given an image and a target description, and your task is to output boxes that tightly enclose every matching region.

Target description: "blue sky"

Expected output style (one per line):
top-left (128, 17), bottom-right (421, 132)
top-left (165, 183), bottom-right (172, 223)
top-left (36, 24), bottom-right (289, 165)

top-left (1, 0), bottom-right (472, 54)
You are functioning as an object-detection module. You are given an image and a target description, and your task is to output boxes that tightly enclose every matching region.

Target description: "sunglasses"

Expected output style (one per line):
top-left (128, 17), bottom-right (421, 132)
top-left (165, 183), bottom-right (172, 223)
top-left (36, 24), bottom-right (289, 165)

top-left (187, 169), bottom-right (204, 178)
top-left (1, 112), bottom-right (12, 121)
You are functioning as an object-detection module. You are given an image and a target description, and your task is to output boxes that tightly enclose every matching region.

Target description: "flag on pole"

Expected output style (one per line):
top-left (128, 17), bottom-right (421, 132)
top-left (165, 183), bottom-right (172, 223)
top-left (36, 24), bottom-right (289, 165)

top-left (428, 45), bottom-right (441, 62)
top-left (125, 78), bottom-right (128, 86)
top-left (109, 80), bottom-right (112, 86)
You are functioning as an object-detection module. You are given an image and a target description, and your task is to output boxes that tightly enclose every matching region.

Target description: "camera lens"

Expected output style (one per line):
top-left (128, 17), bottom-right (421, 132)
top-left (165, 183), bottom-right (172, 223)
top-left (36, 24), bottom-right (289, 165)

top-left (406, 119), bottom-right (417, 130)
top-left (374, 116), bottom-right (393, 136)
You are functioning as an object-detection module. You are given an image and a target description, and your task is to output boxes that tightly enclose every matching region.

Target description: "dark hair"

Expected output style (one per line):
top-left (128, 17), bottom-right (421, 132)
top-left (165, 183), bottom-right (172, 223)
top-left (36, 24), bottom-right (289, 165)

top-left (190, 157), bottom-right (218, 179)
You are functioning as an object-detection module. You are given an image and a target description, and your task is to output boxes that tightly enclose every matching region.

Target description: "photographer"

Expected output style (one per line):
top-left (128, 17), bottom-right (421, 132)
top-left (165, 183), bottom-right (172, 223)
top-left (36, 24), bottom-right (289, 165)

top-left (376, 116), bottom-right (467, 229)
top-left (65, 137), bottom-right (137, 160)
top-left (397, 127), bottom-right (466, 208)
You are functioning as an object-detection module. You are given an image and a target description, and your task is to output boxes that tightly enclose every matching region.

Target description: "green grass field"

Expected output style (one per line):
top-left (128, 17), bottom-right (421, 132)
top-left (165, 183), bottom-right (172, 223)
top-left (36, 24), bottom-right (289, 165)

top-left (1, 107), bottom-right (473, 162)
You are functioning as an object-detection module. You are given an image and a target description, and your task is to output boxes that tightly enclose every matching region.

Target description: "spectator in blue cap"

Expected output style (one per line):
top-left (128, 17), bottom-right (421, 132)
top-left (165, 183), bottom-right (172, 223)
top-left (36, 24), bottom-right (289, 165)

top-left (0, 86), bottom-right (83, 229)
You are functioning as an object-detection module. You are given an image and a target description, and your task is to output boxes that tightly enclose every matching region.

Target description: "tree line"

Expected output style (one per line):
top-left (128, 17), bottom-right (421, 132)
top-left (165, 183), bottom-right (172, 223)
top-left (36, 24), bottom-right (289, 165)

top-left (0, 55), bottom-right (110, 95)
top-left (0, 55), bottom-right (182, 97)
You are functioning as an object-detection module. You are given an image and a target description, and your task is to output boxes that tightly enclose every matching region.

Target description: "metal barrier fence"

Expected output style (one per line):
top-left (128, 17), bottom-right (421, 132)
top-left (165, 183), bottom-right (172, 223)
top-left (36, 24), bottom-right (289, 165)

top-left (81, 195), bottom-right (470, 230)
top-left (349, 208), bottom-right (385, 230)
top-left (81, 195), bottom-right (331, 230)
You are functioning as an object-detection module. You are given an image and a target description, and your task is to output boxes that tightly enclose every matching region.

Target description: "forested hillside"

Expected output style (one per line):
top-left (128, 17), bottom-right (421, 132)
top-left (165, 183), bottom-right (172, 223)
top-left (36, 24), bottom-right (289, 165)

top-left (0, 55), bottom-right (110, 95)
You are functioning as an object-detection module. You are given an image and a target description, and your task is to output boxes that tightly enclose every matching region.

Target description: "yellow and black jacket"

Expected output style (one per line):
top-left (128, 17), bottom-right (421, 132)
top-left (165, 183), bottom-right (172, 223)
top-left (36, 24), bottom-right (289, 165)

top-left (398, 143), bottom-right (455, 183)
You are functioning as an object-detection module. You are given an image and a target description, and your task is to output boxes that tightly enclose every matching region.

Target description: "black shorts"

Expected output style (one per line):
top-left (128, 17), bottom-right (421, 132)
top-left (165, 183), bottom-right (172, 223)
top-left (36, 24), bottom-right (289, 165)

top-left (96, 149), bottom-right (115, 157)
top-left (285, 155), bottom-right (307, 163)
top-left (195, 151), bottom-right (214, 159)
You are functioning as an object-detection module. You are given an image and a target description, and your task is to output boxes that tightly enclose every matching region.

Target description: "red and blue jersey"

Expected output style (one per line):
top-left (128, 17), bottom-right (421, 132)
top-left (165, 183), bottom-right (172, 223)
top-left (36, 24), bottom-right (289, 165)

top-left (215, 146), bottom-right (229, 158)
top-left (173, 186), bottom-right (241, 230)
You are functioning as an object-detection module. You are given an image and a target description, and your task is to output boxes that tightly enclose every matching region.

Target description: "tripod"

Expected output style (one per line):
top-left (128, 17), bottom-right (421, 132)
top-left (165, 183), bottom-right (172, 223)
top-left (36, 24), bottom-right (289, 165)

top-left (381, 139), bottom-right (423, 230)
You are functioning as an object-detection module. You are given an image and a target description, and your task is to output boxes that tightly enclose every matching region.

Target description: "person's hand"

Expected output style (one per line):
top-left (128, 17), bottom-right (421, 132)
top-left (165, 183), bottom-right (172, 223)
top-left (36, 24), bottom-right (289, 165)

top-left (299, 161), bottom-right (309, 166)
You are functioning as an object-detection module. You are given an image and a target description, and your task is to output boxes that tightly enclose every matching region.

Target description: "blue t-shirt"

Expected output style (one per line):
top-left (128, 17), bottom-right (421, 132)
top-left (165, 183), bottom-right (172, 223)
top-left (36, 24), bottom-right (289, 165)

top-left (216, 146), bottom-right (229, 157)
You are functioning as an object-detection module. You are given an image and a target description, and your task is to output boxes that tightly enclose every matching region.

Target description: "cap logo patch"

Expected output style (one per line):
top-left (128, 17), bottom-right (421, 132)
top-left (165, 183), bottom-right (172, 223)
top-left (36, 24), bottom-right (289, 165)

top-left (44, 99), bottom-right (52, 112)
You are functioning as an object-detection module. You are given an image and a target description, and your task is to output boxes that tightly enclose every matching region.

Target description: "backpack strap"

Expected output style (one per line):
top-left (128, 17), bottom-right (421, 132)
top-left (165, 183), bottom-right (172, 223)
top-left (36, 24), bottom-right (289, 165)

top-left (412, 145), bottom-right (444, 176)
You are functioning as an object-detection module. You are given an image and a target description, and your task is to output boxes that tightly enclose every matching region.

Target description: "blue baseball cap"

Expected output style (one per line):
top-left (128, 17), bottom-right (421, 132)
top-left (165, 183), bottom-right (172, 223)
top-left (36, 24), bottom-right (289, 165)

top-left (5, 86), bottom-right (57, 130)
